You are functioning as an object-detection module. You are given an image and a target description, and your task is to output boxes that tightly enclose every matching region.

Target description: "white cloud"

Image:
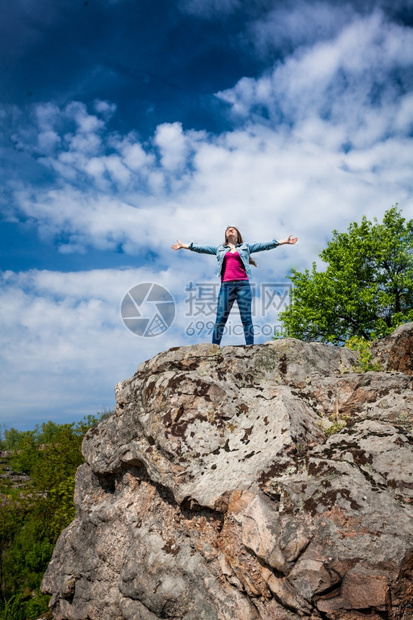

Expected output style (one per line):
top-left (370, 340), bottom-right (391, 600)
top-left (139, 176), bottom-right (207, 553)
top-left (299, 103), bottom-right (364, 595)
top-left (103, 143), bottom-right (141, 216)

top-left (8, 91), bottom-right (413, 263)
top-left (218, 11), bottom-right (413, 146)
top-left (93, 99), bottom-right (117, 117)
top-left (65, 101), bottom-right (104, 134)
top-left (35, 103), bottom-right (60, 131)
top-left (0, 267), bottom-right (186, 427)
top-left (249, 2), bottom-right (358, 54)
top-left (394, 93), bottom-right (413, 132)
top-left (37, 130), bottom-right (61, 154)
top-left (118, 138), bottom-right (154, 172)
top-left (154, 122), bottom-right (188, 171)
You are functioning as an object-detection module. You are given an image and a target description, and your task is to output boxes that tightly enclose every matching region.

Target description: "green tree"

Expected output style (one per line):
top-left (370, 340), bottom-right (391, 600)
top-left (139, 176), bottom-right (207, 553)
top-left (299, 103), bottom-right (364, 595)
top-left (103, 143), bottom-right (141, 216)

top-left (35, 421), bottom-right (60, 445)
top-left (0, 411), bottom-right (112, 619)
top-left (279, 207), bottom-right (413, 344)
top-left (3, 429), bottom-right (22, 451)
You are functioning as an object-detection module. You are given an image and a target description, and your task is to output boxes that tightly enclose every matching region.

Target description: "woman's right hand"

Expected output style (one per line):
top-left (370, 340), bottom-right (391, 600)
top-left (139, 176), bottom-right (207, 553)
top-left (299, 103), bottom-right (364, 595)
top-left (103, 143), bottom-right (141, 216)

top-left (171, 240), bottom-right (188, 250)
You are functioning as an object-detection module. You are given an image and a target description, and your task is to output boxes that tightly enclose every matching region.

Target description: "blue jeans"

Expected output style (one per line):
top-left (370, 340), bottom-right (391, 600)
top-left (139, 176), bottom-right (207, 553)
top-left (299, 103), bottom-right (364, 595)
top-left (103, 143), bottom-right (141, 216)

top-left (212, 280), bottom-right (254, 345)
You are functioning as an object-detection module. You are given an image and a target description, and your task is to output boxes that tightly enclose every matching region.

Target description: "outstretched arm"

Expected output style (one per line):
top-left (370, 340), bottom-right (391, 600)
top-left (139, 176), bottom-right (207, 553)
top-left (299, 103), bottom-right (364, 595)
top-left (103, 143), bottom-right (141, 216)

top-left (249, 235), bottom-right (298, 253)
top-left (171, 240), bottom-right (190, 250)
top-left (171, 241), bottom-right (218, 254)
top-left (278, 235), bottom-right (298, 245)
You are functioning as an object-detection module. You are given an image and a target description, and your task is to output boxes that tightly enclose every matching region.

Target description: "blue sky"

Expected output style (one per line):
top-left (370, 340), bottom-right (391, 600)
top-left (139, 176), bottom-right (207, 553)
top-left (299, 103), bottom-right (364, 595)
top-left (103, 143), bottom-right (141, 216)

top-left (1, 0), bottom-right (413, 430)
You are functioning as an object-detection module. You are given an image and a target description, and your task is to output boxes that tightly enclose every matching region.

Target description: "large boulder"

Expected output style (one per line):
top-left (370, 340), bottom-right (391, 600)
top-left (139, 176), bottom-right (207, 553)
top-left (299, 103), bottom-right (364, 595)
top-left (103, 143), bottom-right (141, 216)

top-left (42, 328), bottom-right (413, 619)
top-left (371, 322), bottom-right (413, 375)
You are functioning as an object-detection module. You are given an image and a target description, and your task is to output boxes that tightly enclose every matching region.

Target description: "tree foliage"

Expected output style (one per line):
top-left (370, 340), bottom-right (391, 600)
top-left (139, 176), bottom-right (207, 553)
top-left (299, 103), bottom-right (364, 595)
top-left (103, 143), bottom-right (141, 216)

top-left (279, 207), bottom-right (413, 344)
top-left (0, 410), bottom-right (112, 619)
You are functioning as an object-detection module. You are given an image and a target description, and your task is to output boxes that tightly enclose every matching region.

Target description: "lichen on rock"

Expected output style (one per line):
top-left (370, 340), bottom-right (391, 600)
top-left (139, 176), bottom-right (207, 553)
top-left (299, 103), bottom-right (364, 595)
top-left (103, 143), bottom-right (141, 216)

top-left (42, 326), bottom-right (413, 619)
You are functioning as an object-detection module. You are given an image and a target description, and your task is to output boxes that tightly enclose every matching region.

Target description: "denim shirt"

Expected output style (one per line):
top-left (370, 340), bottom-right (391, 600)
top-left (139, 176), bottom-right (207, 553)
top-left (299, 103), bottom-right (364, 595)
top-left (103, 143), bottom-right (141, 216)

top-left (188, 239), bottom-right (279, 278)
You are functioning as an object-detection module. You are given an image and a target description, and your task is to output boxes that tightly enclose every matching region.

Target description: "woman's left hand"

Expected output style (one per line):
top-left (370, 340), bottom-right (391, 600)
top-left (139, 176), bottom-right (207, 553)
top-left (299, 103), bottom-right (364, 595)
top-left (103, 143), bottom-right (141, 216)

top-left (279, 235), bottom-right (298, 245)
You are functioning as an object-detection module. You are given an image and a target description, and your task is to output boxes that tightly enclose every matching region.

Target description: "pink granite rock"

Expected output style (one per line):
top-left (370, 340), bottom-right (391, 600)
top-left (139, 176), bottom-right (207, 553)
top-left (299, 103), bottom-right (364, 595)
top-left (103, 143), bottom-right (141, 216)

top-left (42, 327), bottom-right (413, 619)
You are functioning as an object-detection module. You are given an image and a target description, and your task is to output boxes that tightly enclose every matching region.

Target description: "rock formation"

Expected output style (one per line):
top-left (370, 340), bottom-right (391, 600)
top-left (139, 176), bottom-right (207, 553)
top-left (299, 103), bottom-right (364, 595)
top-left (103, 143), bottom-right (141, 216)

top-left (42, 325), bottom-right (413, 619)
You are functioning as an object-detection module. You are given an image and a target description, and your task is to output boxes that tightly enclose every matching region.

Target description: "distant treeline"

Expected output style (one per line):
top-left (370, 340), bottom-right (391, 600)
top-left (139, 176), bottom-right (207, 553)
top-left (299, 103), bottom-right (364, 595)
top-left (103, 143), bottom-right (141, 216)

top-left (0, 419), bottom-right (87, 451)
top-left (0, 411), bottom-right (112, 620)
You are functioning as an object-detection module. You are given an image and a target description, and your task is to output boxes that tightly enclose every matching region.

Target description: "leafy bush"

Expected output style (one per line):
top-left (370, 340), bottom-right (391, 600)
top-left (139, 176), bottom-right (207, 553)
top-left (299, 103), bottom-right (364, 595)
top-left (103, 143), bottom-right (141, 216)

top-left (344, 335), bottom-right (382, 372)
top-left (0, 410), bottom-right (113, 618)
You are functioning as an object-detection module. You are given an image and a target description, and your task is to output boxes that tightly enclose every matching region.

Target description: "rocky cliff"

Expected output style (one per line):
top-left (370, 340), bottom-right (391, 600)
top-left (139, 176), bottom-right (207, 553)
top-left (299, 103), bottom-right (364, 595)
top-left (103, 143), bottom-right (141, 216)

top-left (42, 325), bottom-right (413, 620)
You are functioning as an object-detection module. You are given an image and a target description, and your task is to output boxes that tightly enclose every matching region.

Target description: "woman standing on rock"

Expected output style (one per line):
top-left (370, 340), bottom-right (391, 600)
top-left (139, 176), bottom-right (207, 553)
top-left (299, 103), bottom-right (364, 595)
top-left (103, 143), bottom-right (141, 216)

top-left (172, 226), bottom-right (298, 346)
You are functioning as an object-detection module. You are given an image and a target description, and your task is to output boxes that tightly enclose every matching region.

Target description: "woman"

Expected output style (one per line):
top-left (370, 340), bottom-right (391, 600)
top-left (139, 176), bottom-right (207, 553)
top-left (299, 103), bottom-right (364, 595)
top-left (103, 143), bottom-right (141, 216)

top-left (172, 226), bottom-right (298, 346)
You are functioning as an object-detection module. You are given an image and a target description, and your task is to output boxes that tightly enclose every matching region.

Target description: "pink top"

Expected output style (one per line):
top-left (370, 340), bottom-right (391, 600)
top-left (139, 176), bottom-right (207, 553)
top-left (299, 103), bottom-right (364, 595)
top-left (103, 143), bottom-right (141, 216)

top-left (221, 251), bottom-right (248, 282)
